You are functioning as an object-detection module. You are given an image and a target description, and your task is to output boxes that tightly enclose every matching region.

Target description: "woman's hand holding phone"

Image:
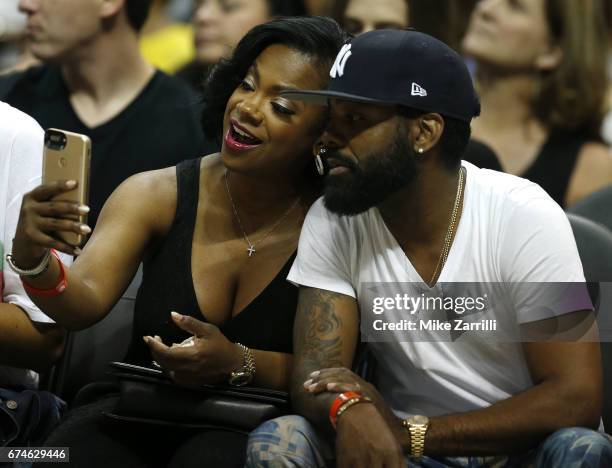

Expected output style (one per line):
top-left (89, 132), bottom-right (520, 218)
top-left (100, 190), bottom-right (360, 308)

top-left (11, 180), bottom-right (91, 267)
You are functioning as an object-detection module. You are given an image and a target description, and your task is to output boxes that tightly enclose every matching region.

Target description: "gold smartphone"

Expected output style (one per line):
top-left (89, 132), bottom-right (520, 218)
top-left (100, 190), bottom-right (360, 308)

top-left (42, 128), bottom-right (92, 247)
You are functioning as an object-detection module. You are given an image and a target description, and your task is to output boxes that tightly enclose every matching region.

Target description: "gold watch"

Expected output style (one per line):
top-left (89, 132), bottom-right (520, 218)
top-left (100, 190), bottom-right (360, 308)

top-left (402, 415), bottom-right (430, 458)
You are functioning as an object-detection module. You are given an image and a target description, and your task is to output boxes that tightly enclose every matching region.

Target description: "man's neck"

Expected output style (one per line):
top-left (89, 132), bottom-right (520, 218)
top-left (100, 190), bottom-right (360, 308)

top-left (61, 28), bottom-right (155, 128)
top-left (377, 164), bottom-right (463, 248)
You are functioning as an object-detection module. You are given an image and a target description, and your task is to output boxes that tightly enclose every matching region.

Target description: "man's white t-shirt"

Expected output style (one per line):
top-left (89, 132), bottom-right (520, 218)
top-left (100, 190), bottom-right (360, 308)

top-left (0, 101), bottom-right (70, 389)
top-left (288, 161), bottom-right (589, 419)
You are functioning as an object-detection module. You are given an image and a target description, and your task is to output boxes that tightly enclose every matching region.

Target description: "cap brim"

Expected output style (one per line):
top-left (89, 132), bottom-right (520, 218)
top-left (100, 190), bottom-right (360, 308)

top-left (281, 89), bottom-right (395, 106)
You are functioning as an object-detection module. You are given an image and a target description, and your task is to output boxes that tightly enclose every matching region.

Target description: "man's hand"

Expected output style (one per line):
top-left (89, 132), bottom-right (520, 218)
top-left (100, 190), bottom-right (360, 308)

top-left (335, 402), bottom-right (405, 468)
top-left (303, 367), bottom-right (388, 410)
top-left (144, 312), bottom-right (242, 386)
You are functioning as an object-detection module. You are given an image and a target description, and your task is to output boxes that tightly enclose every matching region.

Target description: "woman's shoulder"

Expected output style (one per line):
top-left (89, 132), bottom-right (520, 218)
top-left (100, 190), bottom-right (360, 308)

top-left (108, 166), bottom-right (179, 234)
top-left (566, 141), bottom-right (612, 206)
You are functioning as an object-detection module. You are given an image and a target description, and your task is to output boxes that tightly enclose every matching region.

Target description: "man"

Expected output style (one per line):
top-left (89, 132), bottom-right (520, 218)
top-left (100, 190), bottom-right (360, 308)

top-left (1, 0), bottom-right (212, 227)
top-left (246, 30), bottom-right (611, 466)
top-left (1, 101), bottom-right (70, 445)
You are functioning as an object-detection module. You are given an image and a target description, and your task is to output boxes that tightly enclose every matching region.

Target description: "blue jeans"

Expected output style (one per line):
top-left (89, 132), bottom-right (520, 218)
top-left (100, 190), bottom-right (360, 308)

top-left (245, 415), bottom-right (612, 467)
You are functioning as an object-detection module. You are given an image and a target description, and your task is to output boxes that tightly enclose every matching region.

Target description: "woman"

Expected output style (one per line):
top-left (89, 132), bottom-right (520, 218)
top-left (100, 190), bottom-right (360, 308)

top-left (177, 0), bottom-right (306, 89)
top-left (11, 16), bottom-right (346, 467)
top-left (462, 0), bottom-right (612, 207)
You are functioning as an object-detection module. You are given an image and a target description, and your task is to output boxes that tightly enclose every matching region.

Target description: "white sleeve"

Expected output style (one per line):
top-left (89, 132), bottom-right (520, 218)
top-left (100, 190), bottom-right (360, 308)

top-left (287, 198), bottom-right (356, 298)
top-left (2, 112), bottom-right (72, 323)
top-left (499, 190), bottom-right (592, 324)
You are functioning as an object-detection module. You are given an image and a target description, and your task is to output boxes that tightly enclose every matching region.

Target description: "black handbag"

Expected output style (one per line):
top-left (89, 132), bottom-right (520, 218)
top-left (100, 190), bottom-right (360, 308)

top-left (104, 362), bottom-right (289, 434)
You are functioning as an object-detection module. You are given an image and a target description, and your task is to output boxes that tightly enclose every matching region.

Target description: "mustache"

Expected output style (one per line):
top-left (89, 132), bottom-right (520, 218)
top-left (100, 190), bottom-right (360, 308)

top-left (321, 149), bottom-right (359, 171)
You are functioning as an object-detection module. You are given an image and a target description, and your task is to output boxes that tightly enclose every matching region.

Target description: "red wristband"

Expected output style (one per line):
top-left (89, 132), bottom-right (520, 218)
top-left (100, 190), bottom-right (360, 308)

top-left (329, 391), bottom-right (362, 428)
top-left (22, 250), bottom-right (68, 297)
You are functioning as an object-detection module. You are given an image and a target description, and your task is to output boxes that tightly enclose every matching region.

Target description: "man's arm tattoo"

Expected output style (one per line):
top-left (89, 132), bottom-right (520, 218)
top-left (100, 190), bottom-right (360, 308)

top-left (295, 288), bottom-right (346, 371)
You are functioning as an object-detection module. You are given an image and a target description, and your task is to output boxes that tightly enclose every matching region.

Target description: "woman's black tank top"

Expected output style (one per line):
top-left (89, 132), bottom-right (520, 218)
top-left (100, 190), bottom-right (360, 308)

top-left (125, 158), bottom-right (297, 365)
top-left (520, 131), bottom-right (587, 207)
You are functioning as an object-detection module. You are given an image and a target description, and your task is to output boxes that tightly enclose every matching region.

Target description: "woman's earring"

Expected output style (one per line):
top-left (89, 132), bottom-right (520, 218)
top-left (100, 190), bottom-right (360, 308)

top-left (315, 147), bottom-right (327, 176)
top-left (417, 148), bottom-right (424, 154)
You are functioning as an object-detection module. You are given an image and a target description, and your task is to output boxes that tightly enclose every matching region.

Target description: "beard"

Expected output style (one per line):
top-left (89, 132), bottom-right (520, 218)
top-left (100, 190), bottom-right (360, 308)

top-left (322, 123), bottom-right (418, 216)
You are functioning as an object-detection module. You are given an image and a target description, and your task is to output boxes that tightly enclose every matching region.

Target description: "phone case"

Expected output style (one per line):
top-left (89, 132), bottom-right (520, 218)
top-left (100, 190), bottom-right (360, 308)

top-left (42, 128), bottom-right (92, 246)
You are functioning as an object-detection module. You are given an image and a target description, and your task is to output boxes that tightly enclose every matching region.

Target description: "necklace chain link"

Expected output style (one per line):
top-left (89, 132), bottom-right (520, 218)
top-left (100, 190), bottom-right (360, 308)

top-left (429, 166), bottom-right (466, 285)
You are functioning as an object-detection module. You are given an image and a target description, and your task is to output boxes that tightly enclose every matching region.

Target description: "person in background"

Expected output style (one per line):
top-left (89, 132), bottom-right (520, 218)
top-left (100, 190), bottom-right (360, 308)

top-left (1, 101), bottom-right (71, 446)
top-left (304, 0), bottom-right (336, 16)
top-left (0, 0), bottom-right (212, 229)
top-left (333, 0), bottom-right (409, 36)
top-left (140, 0), bottom-right (195, 74)
top-left (462, 0), bottom-right (612, 208)
top-left (408, 0), bottom-right (478, 51)
top-left (0, 0), bottom-right (37, 73)
top-left (600, 0), bottom-right (612, 147)
top-left (11, 16), bottom-right (346, 468)
top-left (176, 0), bottom-right (306, 90)
top-left (332, 0), bottom-right (501, 172)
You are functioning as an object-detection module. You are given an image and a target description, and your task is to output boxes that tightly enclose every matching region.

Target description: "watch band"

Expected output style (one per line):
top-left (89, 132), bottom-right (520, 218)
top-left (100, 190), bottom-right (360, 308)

top-left (6, 249), bottom-right (52, 277)
top-left (237, 342), bottom-right (256, 376)
top-left (229, 343), bottom-right (256, 386)
top-left (402, 416), bottom-right (429, 458)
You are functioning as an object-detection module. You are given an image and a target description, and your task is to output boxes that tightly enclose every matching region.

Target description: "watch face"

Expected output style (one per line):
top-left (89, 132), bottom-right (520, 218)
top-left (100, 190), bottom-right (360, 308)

top-left (229, 371), bottom-right (251, 387)
top-left (408, 415), bottom-right (429, 425)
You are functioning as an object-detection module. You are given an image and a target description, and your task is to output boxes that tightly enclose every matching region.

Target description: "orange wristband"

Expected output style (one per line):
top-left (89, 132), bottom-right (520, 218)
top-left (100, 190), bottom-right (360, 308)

top-left (22, 250), bottom-right (68, 297)
top-left (329, 391), bottom-right (362, 428)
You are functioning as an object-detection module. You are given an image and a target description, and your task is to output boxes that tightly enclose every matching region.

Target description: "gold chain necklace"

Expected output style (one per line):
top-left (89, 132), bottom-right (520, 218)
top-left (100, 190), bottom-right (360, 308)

top-left (224, 171), bottom-right (301, 257)
top-left (429, 167), bottom-right (466, 285)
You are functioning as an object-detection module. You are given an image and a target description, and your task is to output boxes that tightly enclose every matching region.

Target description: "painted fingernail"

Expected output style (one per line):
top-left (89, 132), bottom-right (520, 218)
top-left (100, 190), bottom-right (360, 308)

top-left (143, 336), bottom-right (150, 344)
top-left (73, 248), bottom-right (83, 255)
top-left (326, 382), bottom-right (337, 390)
top-left (310, 371), bottom-right (320, 377)
top-left (78, 205), bottom-right (90, 214)
top-left (80, 225), bottom-right (91, 234)
top-left (66, 180), bottom-right (77, 188)
top-left (171, 311), bottom-right (182, 320)
top-left (303, 379), bottom-right (313, 387)
top-left (308, 384), bottom-right (318, 391)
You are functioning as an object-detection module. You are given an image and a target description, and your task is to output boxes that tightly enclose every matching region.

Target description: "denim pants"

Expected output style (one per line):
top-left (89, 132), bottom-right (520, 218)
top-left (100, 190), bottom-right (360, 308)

top-left (245, 415), bottom-right (612, 468)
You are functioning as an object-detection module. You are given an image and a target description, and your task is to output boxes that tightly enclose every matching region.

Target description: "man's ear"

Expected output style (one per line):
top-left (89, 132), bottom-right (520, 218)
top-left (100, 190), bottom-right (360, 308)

top-left (535, 45), bottom-right (562, 71)
top-left (100, 0), bottom-right (124, 20)
top-left (410, 113), bottom-right (444, 154)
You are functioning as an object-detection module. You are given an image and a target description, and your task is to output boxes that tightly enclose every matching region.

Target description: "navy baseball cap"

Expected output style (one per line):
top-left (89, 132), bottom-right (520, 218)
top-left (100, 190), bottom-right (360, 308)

top-left (282, 29), bottom-right (480, 123)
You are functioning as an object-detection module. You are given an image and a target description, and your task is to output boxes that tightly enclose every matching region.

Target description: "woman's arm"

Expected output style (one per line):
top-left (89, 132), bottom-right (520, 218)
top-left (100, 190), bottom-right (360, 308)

top-left (10, 168), bottom-right (177, 330)
top-left (565, 142), bottom-right (612, 207)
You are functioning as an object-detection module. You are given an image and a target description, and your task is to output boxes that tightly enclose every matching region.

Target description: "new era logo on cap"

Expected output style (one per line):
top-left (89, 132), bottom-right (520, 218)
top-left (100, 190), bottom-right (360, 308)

top-left (281, 30), bottom-right (481, 123)
top-left (411, 83), bottom-right (427, 97)
top-left (330, 44), bottom-right (352, 78)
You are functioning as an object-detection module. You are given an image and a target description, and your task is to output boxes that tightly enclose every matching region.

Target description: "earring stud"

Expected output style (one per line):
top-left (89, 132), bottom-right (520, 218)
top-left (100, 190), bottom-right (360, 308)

top-left (417, 148), bottom-right (424, 154)
top-left (315, 147), bottom-right (327, 176)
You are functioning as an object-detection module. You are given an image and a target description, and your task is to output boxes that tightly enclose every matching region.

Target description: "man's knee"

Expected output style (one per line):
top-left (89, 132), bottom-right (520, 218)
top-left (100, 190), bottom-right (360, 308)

top-left (536, 427), bottom-right (612, 467)
top-left (246, 415), bottom-right (327, 468)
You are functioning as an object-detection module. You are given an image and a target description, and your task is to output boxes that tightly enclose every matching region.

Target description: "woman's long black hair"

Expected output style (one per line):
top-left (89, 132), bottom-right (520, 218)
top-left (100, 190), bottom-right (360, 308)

top-left (200, 16), bottom-right (348, 142)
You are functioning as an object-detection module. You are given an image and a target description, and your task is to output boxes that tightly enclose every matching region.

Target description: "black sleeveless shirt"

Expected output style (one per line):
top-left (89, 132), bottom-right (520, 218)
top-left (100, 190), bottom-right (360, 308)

top-left (125, 158), bottom-right (297, 365)
top-left (520, 131), bottom-right (588, 207)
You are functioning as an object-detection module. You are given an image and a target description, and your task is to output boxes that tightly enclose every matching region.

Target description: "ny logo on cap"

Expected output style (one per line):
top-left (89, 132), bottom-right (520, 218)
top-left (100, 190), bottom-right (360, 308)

top-left (411, 83), bottom-right (427, 97)
top-left (330, 44), bottom-right (352, 78)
